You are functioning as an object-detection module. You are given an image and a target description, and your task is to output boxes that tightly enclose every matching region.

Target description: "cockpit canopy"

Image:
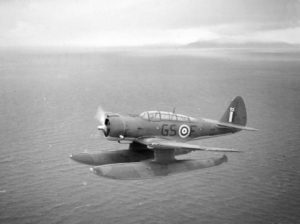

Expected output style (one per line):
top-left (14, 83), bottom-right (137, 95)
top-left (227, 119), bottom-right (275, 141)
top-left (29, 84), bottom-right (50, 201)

top-left (139, 111), bottom-right (195, 122)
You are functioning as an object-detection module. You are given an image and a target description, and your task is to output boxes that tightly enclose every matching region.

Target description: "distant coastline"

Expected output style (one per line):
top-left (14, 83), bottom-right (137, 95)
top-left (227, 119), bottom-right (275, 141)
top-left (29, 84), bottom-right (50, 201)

top-left (1, 41), bottom-right (300, 53)
top-left (185, 40), bottom-right (300, 49)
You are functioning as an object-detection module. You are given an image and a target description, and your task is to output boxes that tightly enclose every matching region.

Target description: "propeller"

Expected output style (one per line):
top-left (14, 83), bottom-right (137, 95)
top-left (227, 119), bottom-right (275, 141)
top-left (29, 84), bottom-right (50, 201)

top-left (95, 106), bottom-right (107, 133)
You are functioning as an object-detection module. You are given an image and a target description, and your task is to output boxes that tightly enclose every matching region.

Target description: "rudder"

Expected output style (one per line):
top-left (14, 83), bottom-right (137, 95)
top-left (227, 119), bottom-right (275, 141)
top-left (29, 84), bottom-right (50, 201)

top-left (220, 96), bottom-right (247, 126)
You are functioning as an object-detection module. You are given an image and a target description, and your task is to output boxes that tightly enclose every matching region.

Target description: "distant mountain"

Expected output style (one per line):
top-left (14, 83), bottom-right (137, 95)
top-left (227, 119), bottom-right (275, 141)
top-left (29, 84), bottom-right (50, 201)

top-left (186, 41), bottom-right (299, 49)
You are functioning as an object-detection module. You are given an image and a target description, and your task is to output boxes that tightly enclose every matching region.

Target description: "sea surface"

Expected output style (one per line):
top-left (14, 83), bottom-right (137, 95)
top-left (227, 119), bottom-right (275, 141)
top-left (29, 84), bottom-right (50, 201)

top-left (0, 47), bottom-right (299, 224)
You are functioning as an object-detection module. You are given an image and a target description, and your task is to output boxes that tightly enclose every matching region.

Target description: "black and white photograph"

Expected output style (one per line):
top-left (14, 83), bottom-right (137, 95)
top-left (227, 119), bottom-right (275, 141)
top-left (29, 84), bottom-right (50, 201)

top-left (0, 0), bottom-right (299, 223)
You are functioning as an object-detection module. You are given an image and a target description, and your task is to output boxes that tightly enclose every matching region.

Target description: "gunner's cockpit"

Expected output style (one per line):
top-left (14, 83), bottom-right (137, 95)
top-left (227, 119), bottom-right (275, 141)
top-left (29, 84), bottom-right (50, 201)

top-left (139, 111), bottom-right (194, 122)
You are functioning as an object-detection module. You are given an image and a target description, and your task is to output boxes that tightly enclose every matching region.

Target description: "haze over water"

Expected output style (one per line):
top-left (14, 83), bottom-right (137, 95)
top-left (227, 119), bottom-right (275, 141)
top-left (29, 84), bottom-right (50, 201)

top-left (0, 48), bottom-right (299, 224)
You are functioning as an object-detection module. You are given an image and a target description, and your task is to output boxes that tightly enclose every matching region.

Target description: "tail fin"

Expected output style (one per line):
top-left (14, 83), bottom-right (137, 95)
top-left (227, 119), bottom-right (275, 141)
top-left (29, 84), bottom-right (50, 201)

top-left (220, 96), bottom-right (247, 126)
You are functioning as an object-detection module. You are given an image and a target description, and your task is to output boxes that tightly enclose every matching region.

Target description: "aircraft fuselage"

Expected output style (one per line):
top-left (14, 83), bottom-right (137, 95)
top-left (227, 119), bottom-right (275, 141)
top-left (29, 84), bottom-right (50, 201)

top-left (105, 115), bottom-right (238, 142)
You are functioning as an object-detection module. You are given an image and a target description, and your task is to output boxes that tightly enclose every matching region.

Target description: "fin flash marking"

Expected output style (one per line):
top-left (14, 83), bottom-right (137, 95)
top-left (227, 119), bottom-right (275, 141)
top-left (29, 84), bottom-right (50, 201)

top-left (229, 107), bottom-right (235, 123)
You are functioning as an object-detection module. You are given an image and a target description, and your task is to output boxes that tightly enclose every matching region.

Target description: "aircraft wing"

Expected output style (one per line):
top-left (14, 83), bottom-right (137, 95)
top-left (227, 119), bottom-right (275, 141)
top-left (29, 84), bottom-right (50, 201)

top-left (135, 137), bottom-right (241, 152)
top-left (203, 118), bottom-right (258, 131)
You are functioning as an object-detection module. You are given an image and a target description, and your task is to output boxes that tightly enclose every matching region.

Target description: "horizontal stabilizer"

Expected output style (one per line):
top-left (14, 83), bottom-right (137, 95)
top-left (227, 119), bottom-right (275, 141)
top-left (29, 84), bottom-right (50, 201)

top-left (203, 118), bottom-right (258, 131)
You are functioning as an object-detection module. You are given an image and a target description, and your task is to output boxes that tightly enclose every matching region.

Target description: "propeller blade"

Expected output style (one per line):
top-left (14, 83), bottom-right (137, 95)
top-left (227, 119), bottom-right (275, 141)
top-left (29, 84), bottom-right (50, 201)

top-left (95, 106), bottom-right (106, 125)
top-left (95, 106), bottom-right (109, 136)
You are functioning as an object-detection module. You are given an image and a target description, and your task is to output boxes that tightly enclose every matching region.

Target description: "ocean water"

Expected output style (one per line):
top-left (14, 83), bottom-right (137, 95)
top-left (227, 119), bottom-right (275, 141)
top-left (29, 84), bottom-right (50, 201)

top-left (0, 47), bottom-right (299, 224)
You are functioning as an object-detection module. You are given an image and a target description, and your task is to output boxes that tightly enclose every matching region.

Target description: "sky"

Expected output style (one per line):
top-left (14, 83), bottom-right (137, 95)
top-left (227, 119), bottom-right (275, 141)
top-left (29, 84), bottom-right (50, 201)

top-left (0, 0), bottom-right (299, 47)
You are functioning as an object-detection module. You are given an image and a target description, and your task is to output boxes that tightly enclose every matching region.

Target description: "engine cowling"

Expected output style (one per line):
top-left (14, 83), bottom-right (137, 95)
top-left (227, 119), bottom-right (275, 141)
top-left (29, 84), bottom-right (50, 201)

top-left (99, 115), bottom-right (125, 138)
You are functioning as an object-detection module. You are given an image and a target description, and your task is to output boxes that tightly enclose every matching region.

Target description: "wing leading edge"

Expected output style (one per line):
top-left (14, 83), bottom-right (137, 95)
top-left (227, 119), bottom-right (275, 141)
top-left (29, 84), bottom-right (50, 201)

top-left (135, 138), bottom-right (241, 152)
top-left (203, 118), bottom-right (258, 131)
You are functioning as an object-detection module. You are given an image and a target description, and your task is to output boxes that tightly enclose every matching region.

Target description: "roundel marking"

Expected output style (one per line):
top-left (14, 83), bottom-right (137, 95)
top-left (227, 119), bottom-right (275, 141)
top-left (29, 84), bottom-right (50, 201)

top-left (179, 124), bottom-right (190, 138)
